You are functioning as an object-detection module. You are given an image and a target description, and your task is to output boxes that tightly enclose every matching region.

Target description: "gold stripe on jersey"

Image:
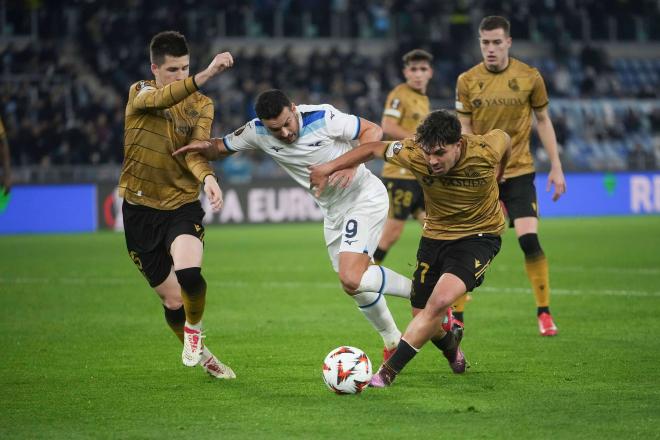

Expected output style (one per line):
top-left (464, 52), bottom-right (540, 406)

top-left (381, 84), bottom-right (430, 180)
top-left (119, 76), bottom-right (216, 210)
top-left (383, 130), bottom-right (508, 240)
top-left (456, 58), bottom-right (548, 179)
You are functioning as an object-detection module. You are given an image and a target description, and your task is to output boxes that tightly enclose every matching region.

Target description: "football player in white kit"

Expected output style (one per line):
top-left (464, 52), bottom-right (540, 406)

top-left (173, 89), bottom-right (412, 360)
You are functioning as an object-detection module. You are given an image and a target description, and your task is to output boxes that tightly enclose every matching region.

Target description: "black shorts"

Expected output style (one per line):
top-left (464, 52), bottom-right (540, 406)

top-left (382, 178), bottom-right (425, 221)
top-left (498, 172), bottom-right (538, 227)
top-left (122, 200), bottom-right (205, 287)
top-left (411, 234), bottom-right (502, 309)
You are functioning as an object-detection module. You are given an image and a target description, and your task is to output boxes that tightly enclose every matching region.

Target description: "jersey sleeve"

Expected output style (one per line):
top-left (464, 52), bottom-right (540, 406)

top-left (482, 129), bottom-right (509, 165)
top-left (323, 104), bottom-right (361, 141)
top-left (530, 69), bottom-right (549, 109)
top-left (455, 73), bottom-right (472, 114)
top-left (382, 138), bottom-right (415, 170)
top-left (185, 98), bottom-right (216, 182)
top-left (131, 77), bottom-right (198, 110)
top-left (222, 120), bottom-right (260, 153)
top-left (382, 89), bottom-right (405, 121)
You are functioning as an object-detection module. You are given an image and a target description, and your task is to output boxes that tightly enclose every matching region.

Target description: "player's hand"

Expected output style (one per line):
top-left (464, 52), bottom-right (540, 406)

top-left (194, 52), bottom-right (234, 86)
top-left (308, 164), bottom-right (332, 198)
top-left (206, 52), bottom-right (234, 75)
top-left (172, 140), bottom-right (220, 160)
top-left (328, 166), bottom-right (357, 189)
top-left (204, 175), bottom-right (223, 212)
top-left (547, 166), bottom-right (566, 201)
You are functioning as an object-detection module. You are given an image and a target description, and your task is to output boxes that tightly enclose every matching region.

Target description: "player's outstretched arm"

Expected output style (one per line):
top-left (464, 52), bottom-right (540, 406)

top-left (534, 107), bottom-right (566, 201)
top-left (172, 138), bottom-right (233, 161)
top-left (309, 141), bottom-right (387, 197)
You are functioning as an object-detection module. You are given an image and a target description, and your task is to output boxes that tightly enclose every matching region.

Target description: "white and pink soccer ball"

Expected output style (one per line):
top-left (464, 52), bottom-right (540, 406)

top-left (322, 346), bottom-right (372, 394)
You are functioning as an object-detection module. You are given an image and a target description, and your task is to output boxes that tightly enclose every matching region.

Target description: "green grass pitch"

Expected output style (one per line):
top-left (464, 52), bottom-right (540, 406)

top-left (1, 216), bottom-right (659, 439)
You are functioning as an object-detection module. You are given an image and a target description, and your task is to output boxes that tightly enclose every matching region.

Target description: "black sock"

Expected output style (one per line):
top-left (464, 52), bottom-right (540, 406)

top-left (386, 339), bottom-right (418, 373)
top-left (373, 247), bottom-right (387, 264)
top-left (453, 311), bottom-right (464, 323)
top-left (537, 306), bottom-right (550, 316)
top-left (163, 305), bottom-right (186, 342)
top-left (431, 331), bottom-right (457, 360)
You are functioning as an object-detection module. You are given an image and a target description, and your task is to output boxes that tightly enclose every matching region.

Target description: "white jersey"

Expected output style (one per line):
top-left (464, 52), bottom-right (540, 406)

top-left (223, 104), bottom-right (376, 226)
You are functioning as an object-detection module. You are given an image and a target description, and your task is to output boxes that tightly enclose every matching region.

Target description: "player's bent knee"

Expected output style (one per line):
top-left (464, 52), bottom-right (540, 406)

top-left (338, 271), bottom-right (362, 294)
top-left (163, 297), bottom-right (183, 310)
top-left (175, 267), bottom-right (206, 296)
top-left (518, 233), bottom-right (544, 258)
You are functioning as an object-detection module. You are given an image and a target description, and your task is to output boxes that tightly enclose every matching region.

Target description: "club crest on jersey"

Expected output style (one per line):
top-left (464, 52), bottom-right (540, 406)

top-left (184, 107), bottom-right (199, 118)
top-left (508, 78), bottom-right (520, 91)
top-left (472, 99), bottom-right (482, 108)
top-left (234, 125), bottom-right (246, 137)
top-left (385, 141), bottom-right (403, 158)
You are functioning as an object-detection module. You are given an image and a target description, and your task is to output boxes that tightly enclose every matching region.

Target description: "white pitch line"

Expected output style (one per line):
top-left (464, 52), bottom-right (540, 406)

top-left (1, 277), bottom-right (659, 298)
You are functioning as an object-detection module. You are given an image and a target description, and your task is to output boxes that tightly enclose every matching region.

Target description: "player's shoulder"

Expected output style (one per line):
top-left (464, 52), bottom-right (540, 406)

top-left (130, 79), bottom-right (156, 95)
top-left (510, 58), bottom-right (542, 77)
top-left (388, 83), bottom-right (410, 96)
top-left (458, 63), bottom-right (485, 81)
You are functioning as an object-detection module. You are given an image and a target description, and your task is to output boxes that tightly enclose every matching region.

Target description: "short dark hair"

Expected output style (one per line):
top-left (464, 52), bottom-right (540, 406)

top-left (415, 110), bottom-right (462, 152)
top-left (255, 89), bottom-right (292, 120)
top-left (402, 49), bottom-right (433, 66)
top-left (479, 16), bottom-right (510, 36)
top-left (150, 31), bottom-right (189, 65)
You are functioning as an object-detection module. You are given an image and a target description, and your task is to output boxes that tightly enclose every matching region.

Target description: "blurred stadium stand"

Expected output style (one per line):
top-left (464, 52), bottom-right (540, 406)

top-left (1, 0), bottom-right (659, 186)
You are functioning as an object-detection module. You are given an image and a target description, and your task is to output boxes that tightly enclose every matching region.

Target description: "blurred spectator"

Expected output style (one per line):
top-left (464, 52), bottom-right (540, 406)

top-left (627, 143), bottom-right (656, 170)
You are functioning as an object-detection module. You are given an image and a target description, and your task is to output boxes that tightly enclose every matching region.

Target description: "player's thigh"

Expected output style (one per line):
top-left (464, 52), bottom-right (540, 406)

top-left (154, 269), bottom-right (183, 308)
top-left (165, 201), bottom-right (206, 269)
top-left (411, 236), bottom-right (446, 310)
top-left (443, 235), bottom-right (502, 293)
top-left (513, 216), bottom-right (539, 236)
top-left (499, 173), bottom-right (538, 227)
top-left (122, 201), bottom-right (173, 288)
top-left (379, 217), bottom-right (406, 245)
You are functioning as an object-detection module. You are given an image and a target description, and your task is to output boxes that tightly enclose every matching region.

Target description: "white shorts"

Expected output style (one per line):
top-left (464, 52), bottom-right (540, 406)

top-left (324, 175), bottom-right (389, 272)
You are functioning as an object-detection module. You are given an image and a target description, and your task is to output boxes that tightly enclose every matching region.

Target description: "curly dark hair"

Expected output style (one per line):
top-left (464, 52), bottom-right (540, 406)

top-left (414, 110), bottom-right (462, 152)
top-left (255, 89), bottom-right (292, 120)
top-left (150, 31), bottom-right (189, 65)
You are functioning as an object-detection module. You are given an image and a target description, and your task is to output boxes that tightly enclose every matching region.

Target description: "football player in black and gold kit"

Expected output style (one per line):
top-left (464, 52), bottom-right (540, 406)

top-left (310, 110), bottom-right (511, 387)
top-left (374, 49), bottom-right (433, 265)
top-left (455, 16), bottom-right (566, 336)
top-left (119, 31), bottom-right (235, 378)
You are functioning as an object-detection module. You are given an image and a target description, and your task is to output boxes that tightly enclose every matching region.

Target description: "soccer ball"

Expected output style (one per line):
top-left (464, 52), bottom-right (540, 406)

top-left (322, 346), bottom-right (372, 394)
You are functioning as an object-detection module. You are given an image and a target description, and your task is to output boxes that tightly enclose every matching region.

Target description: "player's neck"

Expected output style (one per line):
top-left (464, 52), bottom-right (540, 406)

top-left (405, 83), bottom-right (426, 95)
top-left (484, 57), bottom-right (510, 73)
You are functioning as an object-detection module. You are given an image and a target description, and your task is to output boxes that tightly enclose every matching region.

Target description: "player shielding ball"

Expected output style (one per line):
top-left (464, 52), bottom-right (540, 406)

top-left (310, 109), bottom-right (511, 387)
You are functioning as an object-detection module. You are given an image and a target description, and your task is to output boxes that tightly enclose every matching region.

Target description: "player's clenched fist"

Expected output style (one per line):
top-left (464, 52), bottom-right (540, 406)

top-left (208, 52), bottom-right (234, 74)
top-left (194, 52), bottom-right (234, 87)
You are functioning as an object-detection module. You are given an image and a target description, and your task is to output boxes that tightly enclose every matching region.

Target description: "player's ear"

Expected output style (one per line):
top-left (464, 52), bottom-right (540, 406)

top-left (290, 103), bottom-right (297, 113)
top-left (150, 63), bottom-right (159, 77)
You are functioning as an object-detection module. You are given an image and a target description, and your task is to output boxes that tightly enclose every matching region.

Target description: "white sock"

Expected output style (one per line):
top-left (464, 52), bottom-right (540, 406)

top-left (352, 291), bottom-right (401, 349)
top-left (357, 265), bottom-right (412, 299)
top-left (184, 320), bottom-right (202, 331)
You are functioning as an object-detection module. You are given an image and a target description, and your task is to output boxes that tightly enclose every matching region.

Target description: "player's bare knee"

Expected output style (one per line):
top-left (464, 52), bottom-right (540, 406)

top-left (338, 270), bottom-right (362, 294)
top-left (162, 297), bottom-right (183, 310)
